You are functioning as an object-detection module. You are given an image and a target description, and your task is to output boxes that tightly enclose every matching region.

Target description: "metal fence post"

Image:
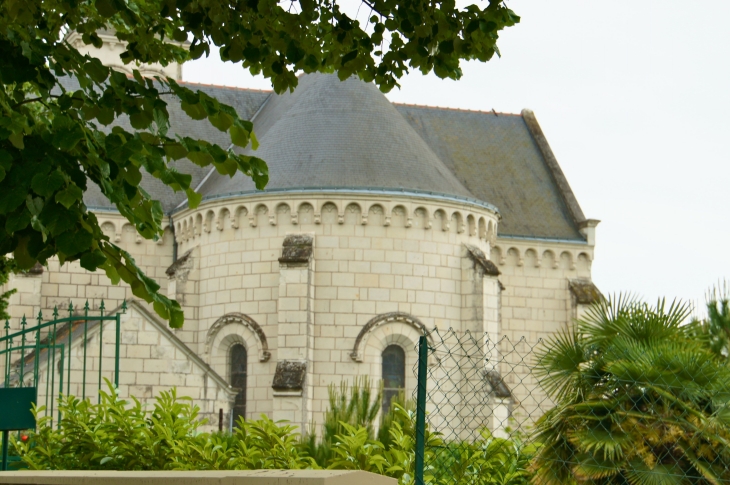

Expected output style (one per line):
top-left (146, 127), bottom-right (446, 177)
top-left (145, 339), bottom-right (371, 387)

top-left (114, 313), bottom-right (120, 389)
top-left (1, 430), bottom-right (8, 471)
top-left (415, 335), bottom-right (428, 485)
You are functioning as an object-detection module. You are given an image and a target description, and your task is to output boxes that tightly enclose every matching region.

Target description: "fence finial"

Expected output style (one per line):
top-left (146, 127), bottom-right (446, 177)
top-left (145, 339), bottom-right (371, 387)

top-left (121, 300), bottom-right (127, 313)
top-left (84, 300), bottom-right (90, 313)
top-left (68, 301), bottom-right (74, 317)
top-left (99, 300), bottom-right (105, 314)
top-left (52, 305), bottom-right (58, 319)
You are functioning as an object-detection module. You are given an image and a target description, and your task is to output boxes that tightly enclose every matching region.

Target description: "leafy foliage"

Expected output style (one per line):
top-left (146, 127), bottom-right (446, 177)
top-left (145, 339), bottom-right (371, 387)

top-left (0, 0), bottom-right (518, 326)
top-left (531, 296), bottom-right (730, 485)
top-left (12, 381), bottom-right (534, 485)
top-left (14, 381), bottom-right (314, 470)
top-left (303, 376), bottom-right (382, 465)
top-left (691, 282), bottom-right (730, 360)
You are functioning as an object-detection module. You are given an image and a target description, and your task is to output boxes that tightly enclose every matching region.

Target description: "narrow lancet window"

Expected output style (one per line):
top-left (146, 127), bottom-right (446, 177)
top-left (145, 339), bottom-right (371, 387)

top-left (382, 344), bottom-right (406, 414)
top-left (230, 344), bottom-right (247, 426)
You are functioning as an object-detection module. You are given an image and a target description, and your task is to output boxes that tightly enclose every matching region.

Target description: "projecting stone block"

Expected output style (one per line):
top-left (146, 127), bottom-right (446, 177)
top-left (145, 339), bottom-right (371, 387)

top-left (272, 360), bottom-right (307, 394)
top-left (279, 234), bottom-right (313, 264)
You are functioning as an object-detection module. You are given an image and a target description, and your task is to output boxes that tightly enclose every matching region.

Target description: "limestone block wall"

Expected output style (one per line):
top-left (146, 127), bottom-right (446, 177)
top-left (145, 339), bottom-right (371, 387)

top-left (173, 192), bottom-right (500, 429)
top-left (491, 236), bottom-right (594, 427)
top-left (37, 214), bottom-right (174, 326)
top-left (3, 191), bottom-right (597, 437)
top-left (65, 31), bottom-right (184, 80)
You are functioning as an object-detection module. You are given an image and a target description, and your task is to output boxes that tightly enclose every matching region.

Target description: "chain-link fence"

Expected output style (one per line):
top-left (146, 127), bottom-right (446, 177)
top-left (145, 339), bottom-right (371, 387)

top-left (412, 327), bottom-right (730, 485)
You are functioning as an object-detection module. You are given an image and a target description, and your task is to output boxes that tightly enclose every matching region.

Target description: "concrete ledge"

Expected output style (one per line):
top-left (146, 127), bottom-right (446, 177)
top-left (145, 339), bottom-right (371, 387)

top-left (0, 469), bottom-right (396, 485)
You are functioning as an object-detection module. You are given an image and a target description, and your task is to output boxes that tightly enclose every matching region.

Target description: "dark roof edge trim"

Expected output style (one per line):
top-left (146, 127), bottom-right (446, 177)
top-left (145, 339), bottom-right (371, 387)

top-left (521, 109), bottom-right (587, 228)
top-left (175, 187), bottom-right (501, 215)
top-left (497, 234), bottom-right (588, 245)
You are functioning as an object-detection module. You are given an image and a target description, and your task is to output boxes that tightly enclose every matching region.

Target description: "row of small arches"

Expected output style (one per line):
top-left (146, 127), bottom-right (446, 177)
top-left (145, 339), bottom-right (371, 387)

top-left (174, 201), bottom-right (498, 243)
top-left (99, 221), bottom-right (171, 246)
top-left (492, 246), bottom-right (592, 271)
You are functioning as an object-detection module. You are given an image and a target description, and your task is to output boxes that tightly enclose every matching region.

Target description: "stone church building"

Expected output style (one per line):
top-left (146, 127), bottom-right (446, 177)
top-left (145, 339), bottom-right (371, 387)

top-left (3, 34), bottom-right (601, 434)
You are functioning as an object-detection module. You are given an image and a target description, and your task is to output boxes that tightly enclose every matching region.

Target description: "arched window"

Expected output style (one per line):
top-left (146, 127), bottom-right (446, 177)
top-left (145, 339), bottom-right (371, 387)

top-left (382, 345), bottom-right (406, 414)
top-left (230, 344), bottom-right (247, 426)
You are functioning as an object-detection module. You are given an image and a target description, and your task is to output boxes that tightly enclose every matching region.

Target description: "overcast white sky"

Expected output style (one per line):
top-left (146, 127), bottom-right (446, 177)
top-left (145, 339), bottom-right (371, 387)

top-left (183, 0), bottom-right (730, 312)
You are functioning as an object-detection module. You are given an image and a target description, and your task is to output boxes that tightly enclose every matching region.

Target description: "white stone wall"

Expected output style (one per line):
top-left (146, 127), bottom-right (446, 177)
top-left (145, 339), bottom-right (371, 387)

top-left (3, 191), bottom-right (597, 437)
top-left (492, 237), bottom-right (594, 427)
top-left (173, 193), bottom-right (500, 430)
top-left (65, 31), bottom-right (184, 80)
top-left (39, 214), bottom-right (174, 322)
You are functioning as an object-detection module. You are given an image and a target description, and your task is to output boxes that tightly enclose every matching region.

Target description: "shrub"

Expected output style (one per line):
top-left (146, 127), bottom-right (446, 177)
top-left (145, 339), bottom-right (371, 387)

top-left (531, 296), bottom-right (730, 485)
top-left (14, 381), bottom-right (314, 471)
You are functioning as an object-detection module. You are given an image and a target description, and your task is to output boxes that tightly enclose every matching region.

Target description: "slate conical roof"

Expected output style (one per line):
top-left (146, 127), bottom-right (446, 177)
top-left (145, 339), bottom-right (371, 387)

top-left (198, 73), bottom-right (475, 200)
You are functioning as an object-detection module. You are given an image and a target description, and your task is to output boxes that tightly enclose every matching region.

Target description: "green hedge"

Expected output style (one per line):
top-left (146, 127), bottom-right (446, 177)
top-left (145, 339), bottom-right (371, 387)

top-left (11, 381), bottom-right (535, 485)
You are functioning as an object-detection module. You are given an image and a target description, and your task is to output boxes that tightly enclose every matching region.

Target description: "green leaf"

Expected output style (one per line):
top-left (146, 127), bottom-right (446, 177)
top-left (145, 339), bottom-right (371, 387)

top-left (180, 100), bottom-right (207, 120)
top-left (230, 124), bottom-right (251, 148)
top-left (186, 188), bottom-right (202, 209)
top-left (95, 0), bottom-right (118, 18)
top-left (187, 150), bottom-right (214, 166)
top-left (8, 131), bottom-right (24, 149)
top-left (31, 171), bottom-right (65, 197)
top-left (84, 59), bottom-right (109, 83)
top-left (55, 184), bottom-right (83, 209)
top-left (26, 195), bottom-right (43, 216)
top-left (209, 112), bottom-right (234, 132)
top-left (6, 210), bottom-right (31, 232)
top-left (164, 143), bottom-right (188, 160)
top-left (80, 250), bottom-right (107, 271)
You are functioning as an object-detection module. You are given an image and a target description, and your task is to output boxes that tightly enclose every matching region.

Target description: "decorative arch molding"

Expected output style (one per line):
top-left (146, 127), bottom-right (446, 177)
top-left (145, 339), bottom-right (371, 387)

top-left (206, 313), bottom-right (271, 362)
top-left (350, 312), bottom-right (431, 362)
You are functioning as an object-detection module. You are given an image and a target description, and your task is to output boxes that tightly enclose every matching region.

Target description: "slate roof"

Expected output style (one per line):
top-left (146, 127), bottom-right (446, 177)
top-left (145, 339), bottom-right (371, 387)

top-left (396, 105), bottom-right (584, 240)
top-left (67, 73), bottom-right (588, 241)
top-left (198, 73), bottom-right (474, 201)
top-left (57, 76), bottom-right (270, 212)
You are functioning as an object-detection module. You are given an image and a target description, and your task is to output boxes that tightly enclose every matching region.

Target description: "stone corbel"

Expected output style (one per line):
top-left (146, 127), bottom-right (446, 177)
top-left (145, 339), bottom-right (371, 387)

top-left (278, 234), bottom-right (314, 265)
top-left (135, 234), bottom-right (142, 244)
top-left (291, 213), bottom-right (299, 225)
top-left (405, 217), bottom-right (413, 228)
top-left (272, 361), bottom-right (307, 397)
top-left (464, 245), bottom-right (500, 277)
top-left (337, 213), bottom-right (344, 224)
top-left (269, 215), bottom-right (277, 226)
top-left (384, 216), bottom-right (391, 226)
top-left (216, 217), bottom-right (224, 231)
top-left (249, 216), bottom-right (257, 228)
top-left (458, 223), bottom-right (466, 234)
top-left (442, 221), bottom-right (450, 232)
top-left (314, 213), bottom-right (321, 224)
top-left (568, 278), bottom-right (603, 304)
top-left (361, 214), bottom-right (368, 225)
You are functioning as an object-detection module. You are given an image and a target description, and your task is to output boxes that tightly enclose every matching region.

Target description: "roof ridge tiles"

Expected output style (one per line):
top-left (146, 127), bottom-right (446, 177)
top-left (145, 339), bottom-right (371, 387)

top-left (177, 79), bottom-right (273, 94)
top-left (393, 102), bottom-right (522, 117)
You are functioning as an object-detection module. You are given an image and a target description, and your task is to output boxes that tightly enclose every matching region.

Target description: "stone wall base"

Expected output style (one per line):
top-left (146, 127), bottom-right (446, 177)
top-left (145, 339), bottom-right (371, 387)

top-left (0, 470), bottom-right (395, 485)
